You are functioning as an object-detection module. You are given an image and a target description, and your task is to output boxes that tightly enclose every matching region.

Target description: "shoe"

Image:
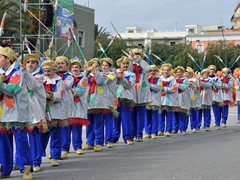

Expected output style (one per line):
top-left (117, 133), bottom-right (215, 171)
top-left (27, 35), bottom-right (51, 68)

top-left (151, 134), bottom-right (157, 139)
top-left (33, 166), bottom-right (40, 172)
top-left (94, 145), bottom-right (102, 152)
top-left (143, 134), bottom-right (151, 139)
top-left (205, 127), bottom-right (210, 131)
top-left (51, 159), bottom-right (59, 166)
top-left (171, 130), bottom-right (177, 134)
top-left (213, 124), bottom-right (216, 127)
top-left (165, 132), bottom-right (171, 137)
top-left (76, 149), bottom-right (83, 155)
top-left (136, 137), bottom-right (142, 142)
top-left (22, 165), bottom-right (33, 180)
top-left (0, 164), bottom-right (10, 179)
top-left (182, 131), bottom-right (187, 135)
top-left (200, 125), bottom-right (204, 129)
top-left (221, 124), bottom-right (227, 128)
top-left (82, 144), bottom-right (94, 150)
top-left (126, 139), bottom-right (133, 145)
top-left (61, 151), bottom-right (68, 159)
top-left (157, 131), bottom-right (164, 136)
top-left (12, 164), bottom-right (19, 170)
top-left (192, 129), bottom-right (197, 133)
top-left (236, 120), bottom-right (240, 123)
top-left (106, 142), bottom-right (114, 148)
top-left (196, 127), bottom-right (200, 130)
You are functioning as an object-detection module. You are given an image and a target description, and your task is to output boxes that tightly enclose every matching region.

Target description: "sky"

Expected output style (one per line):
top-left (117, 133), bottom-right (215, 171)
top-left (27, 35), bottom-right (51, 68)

top-left (75, 0), bottom-right (240, 35)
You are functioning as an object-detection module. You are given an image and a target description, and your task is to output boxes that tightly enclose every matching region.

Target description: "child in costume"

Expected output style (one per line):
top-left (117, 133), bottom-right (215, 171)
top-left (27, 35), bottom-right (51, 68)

top-left (208, 65), bottom-right (223, 130)
top-left (82, 58), bottom-right (108, 152)
top-left (41, 59), bottom-right (66, 166)
top-left (234, 68), bottom-right (240, 123)
top-left (55, 56), bottom-right (74, 159)
top-left (14, 54), bottom-right (48, 173)
top-left (173, 66), bottom-right (190, 135)
top-left (144, 65), bottom-right (161, 139)
top-left (0, 47), bottom-right (33, 180)
top-left (184, 67), bottom-right (201, 133)
top-left (129, 48), bottom-right (151, 142)
top-left (99, 58), bottom-right (118, 148)
top-left (69, 58), bottom-right (89, 155)
top-left (159, 63), bottom-right (178, 137)
top-left (112, 56), bottom-right (136, 145)
top-left (198, 68), bottom-right (213, 131)
top-left (220, 67), bottom-right (233, 127)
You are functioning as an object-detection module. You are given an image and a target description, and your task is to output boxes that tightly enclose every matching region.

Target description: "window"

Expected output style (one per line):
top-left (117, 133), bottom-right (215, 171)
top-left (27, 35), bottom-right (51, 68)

top-left (170, 42), bottom-right (175, 46)
top-left (78, 30), bottom-right (84, 47)
top-left (197, 44), bottom-right (203, 53)
top-left (188, 28), bottom-right (195, 33)
top-left (128, 30), bottom-right (134, 33)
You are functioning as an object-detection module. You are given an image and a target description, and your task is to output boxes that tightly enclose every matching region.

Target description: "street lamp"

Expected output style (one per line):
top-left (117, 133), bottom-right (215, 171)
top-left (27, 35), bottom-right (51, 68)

top-left (217, 25), bottom-right (227, 66)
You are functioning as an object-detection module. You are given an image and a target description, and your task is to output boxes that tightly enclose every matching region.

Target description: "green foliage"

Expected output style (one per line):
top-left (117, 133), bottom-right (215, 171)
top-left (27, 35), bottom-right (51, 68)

top-left (94, 28), bottom-right (240, 71)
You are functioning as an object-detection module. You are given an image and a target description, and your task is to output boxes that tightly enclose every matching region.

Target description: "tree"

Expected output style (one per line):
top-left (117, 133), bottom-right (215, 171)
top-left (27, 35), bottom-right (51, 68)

top-left (94, 24), bottom-right (111, 40)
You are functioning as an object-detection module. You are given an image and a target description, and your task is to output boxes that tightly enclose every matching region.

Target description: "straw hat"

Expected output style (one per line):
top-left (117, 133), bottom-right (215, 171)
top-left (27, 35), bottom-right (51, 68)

top-left (55, 56), bottom-right (71, 65)
top-left (24, 53), bottom-right (41, 64)
top-left (87, 58), bottom-right (98, 68)
top-left (116, 56), bottom-right (130, 67)
top-left (131, 48), bottom-right (144, 58)
top-left (149, 65), bottom-right (158, 71)
top-left (0, 46), bottom-right (17, 62)
top-left (41, 60), bottom-right (57, 70)
top-left (173, 66), bottom-right (185, 73)
top-left (161, 63), bottom-right (172, 70)
top-left (186, 67), bottom-right (194, 75)
top-left (44, 49), bottom-right (57, 59)
top-left (201, 68), bottom-right (210, 74)
top-left (208, 65), bottom-right (217, 71)
top-left (99, 58), bottom-right (113, 67)
top-left (222, 67), bottom-right (231, 74)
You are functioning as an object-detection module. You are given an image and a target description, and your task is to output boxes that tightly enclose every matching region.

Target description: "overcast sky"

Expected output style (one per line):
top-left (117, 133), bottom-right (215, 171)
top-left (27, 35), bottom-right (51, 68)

top-left (75, 0), bottom-right (239, 35)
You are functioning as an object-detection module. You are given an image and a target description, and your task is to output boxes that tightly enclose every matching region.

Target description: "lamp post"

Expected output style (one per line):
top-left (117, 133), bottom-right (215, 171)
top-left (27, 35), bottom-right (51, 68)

top-left (217, 25), bottom-right (227, 67)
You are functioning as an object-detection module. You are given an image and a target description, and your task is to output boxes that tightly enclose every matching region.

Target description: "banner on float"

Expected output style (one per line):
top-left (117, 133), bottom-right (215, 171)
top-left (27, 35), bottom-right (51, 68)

top-left (56, 0), bottom-right (74, 37)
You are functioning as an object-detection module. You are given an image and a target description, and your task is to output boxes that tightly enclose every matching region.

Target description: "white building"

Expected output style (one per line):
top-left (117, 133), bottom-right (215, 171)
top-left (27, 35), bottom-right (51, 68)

top-left (119, 25), bottom-right (202, 48)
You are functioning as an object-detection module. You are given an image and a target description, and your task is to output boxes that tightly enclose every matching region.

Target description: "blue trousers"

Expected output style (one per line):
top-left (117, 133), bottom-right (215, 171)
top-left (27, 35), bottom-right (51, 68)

top-left (221, 104), bottom-right (229, 124)
top-left (41, 126), bottom-right (62, 159)
top-left (104, 113), bottom-right (113, 144)
top-left (238, 104), bottom-right (240, 120)
top-left (197, 109), bottom-right (211, 128)
top-left (29, 128), bottom-right (42, 166)
top-left (113, 106), bottom-right (133, 143)
top-left (158, 110), bottom-right (172, 132)
top-left (72, 125), bottom-right (83, 150)
top-left (212, 104), bottom-right (221, 126)
top-left (86, 113), bottom-right (104, 146)
top-left (61, 125), bottom-right (83, 151)
top-left (132, 106), bottom-right (146, 138)
top-left (61, 125), bottom-right (71, 152)
top-left (0, 130), bottom-right (32, 176)
top-left (172, 112), bottom-right (179, 131)
top-left (14, 128), bottom-right (42, 167)
top-left (189, 109), bottom-right (197, 130)
top-left (174, 112), bottom-right (188, 132)
top-left (196, 109), bottom-right (203, 128)
top-left (145, 109), bottom-right (159, 135)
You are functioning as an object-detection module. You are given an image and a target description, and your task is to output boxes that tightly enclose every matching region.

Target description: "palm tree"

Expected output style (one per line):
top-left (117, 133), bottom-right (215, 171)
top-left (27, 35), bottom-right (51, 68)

top-left (94, 24), bottom-right (110, 40)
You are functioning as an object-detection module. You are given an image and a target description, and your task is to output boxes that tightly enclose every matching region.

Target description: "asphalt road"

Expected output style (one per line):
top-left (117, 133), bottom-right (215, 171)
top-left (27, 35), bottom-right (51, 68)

top-left (10, 107), bottom-right (240, 180)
